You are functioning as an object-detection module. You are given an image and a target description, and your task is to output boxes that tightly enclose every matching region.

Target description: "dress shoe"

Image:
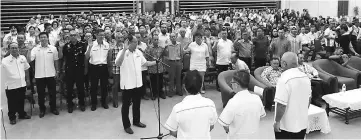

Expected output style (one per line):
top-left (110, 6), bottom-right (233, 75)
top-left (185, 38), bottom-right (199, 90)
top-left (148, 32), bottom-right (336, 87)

top-left (124, 127), bottom-right (134, 134)
top-left (10, 120), bottom-right (16, 125)
top-left (133, 122), bottom-right (146, 128)
top-left (19, 115), bottom-right (31, 119)
top-left (51, 109), bottom-right (59, 115)
top-left (80, 105), bottom-right (86, 112)
top-left (68, 107), bottom-right (73, 113)
top-left (102, 103), bottom-right (109, 109)
top-left (160, 94), bottom-right (166, 99)
top-left (91, 105), bottom-right (97, 111)
top-left (39, 111), bottom-right (45, 118)
top-left (113, 103), bottom-right (118, 108)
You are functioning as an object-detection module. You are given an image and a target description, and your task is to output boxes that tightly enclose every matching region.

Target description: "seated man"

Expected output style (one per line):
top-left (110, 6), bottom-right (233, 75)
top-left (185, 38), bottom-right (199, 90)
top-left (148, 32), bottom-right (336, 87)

top-left (260, 57), bottom-right (283, 110)
top-left (218, 70), bottom-right (266, 139)
top-left (298, 53), bottom-right (329, 107)
top-left (165, 70), bottom-right (218, 139)
top-left (327, 48), bottom-right (351, 66)
top-left (230, 53), bottom-right (250, 73)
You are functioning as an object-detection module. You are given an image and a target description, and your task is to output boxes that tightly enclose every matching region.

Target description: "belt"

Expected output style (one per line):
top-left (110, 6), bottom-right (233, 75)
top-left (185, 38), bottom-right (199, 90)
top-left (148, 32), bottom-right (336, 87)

top-left (91, 64), bottom-right (107, 67)
top-left (168, 59), bottom-right (181, 62)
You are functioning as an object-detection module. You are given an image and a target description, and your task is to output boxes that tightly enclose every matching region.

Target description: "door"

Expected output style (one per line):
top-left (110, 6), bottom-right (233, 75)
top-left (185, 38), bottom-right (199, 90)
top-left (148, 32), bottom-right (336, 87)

top-left (338, 0), bottom-right (349, 17)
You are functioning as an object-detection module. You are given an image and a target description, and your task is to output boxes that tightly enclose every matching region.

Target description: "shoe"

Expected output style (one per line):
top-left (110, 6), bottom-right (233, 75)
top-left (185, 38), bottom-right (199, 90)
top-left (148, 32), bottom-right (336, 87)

top-left (68, 107), bottom-right (73, 113)
top-left (102, 103), bottom-right (109, 109)
top-left (51, 109), bottom-right (59, 115)
top-left (80, 105), bottom-right (86, 112)
top-left (39, 111), bottom-right (45, 118)
top-left (142, 96), bottom-right (150, 100)
top-left (91, 105), bottom-right (97, 111)
top-left (124, 127), bottom-right (134, 134)
top-left (113, 103), bottom-right (118, 108)
top-left (10, 120), bottom-right (16, 125)
top-left (19, 115), bottom-right (31, 119)
top-left (160, 94), bottom-right (166, 99)
top-left (133, 122), bottom-right (146, 128)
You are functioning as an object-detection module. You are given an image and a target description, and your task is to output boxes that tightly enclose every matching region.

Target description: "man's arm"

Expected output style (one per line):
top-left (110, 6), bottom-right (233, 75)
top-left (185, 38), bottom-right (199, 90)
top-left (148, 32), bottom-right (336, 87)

top-left (275, 103), bottom-right (286, 123)
top-left (115, 48), bottom-right (127, 67)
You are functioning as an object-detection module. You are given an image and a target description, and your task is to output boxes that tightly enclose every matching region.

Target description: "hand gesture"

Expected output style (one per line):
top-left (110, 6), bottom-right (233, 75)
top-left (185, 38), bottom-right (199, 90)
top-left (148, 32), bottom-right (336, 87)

top-left (273, 122), bottom-right (281, 132)
top-left (88, 40), bottom-right (93, 50)
top-left (123, 39), bottom-right (129, 50)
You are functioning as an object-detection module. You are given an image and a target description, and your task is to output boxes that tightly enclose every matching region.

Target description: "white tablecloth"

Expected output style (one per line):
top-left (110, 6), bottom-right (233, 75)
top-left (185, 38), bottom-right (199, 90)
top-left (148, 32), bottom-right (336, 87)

top-left (307, 105), bottom-right (331, 134)
top-left (322, 88), bottom-right (361, 110)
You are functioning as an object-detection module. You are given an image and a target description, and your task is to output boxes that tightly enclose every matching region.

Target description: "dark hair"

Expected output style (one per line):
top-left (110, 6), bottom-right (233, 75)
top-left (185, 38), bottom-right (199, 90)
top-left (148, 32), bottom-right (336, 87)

top-left (28, 26), bottom-right (36, 30)
top-left (340, 24), bottom-right (348, 32)
top-left (193, 31), bottom-right (203, 37)
top-left (95, 29), bottom-right (105, 35)
top-left (44, 23), bottom-right (52, 29)
top-left (233, 70), bottom-right (250, 89)
top-left (271, 57), bottom-right (280, 62)
top-left (52, 21), bottom-right (59, 26)
top-left (38, 32), bottom-right (49, 38)
top-left (184, 70), bottom-right (202, 94)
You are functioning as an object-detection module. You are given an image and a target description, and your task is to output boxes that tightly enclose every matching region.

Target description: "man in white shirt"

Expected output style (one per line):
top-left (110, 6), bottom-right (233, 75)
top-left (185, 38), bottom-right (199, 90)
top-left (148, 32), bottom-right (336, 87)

top-left (2, 42), bottom-right (32, 125)
top-left (165, 70), bottom-right (218, 139)
top-left (135, 32), bottom-right (151, 100)
top-left (213, 29), bottom-right (233, 91)
top-left (287, 26), bottom-right (301, 54)
top-left (273, 52), bottom-right (311, 139)
top-left (3, 25), bottom-right (18, 48)
top-left (115, 35), bottom-right (156, 134)
top-left (158, 24), bottom-right (170, 48)
top-left (230, 53), bottom-right (249, 72)
top-left (85, 29), bottom-right (112, 111)
top-left (219, 70), bottom-right (266, 139)
top-left (30, 32), bottom-right (60, 118)
top-left (324, 22), bottom-right (337, 55)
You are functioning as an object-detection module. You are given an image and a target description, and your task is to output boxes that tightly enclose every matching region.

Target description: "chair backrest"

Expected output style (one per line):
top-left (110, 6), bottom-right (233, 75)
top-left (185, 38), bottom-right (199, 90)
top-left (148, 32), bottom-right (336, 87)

top-left (254, 66), bottom-right (269, 86)
top-left (183, 53), bottom-right (191, 71)
top-left (348, 56), bottom-right (361, 70)
top-left (312, 59), bottom-right (338, 75)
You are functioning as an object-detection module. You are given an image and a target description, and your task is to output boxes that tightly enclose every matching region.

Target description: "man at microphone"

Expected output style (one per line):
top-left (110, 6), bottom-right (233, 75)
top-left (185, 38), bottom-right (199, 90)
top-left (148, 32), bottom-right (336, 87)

top-left (115, 35), bottom-right (156, 134)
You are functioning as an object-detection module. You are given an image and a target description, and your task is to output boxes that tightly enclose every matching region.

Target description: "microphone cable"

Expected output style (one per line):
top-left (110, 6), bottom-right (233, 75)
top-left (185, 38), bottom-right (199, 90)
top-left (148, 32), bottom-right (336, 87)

top-left (1, 109), bottom-right (7, 139)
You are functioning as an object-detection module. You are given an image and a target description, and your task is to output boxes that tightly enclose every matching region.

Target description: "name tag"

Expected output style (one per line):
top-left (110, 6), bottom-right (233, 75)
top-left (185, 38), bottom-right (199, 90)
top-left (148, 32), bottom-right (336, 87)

top-left (48, 51), bottom-right (53, 53)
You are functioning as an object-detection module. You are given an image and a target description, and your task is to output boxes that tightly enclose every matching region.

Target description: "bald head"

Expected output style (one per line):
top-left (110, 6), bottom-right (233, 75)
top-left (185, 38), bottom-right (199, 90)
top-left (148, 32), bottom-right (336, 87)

top-left (281, 52), bottom-right (298, 70)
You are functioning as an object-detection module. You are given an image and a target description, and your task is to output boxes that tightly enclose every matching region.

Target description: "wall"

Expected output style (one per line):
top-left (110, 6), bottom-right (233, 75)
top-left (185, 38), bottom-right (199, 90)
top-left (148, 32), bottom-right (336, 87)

top-left (348, 0), bottom-right (361, 17)
top-left (281, 0), bottom-right (338, 18)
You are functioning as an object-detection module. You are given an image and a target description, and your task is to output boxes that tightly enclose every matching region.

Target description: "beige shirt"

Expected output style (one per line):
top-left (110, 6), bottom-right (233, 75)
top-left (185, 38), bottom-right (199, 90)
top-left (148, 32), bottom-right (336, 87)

top-left (2, 55), bottom-right (30, 90)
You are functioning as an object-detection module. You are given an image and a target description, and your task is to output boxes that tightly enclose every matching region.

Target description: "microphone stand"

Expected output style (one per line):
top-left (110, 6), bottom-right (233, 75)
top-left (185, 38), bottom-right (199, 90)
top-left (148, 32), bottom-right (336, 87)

top-left (140, 48), bottom-right (170, 140)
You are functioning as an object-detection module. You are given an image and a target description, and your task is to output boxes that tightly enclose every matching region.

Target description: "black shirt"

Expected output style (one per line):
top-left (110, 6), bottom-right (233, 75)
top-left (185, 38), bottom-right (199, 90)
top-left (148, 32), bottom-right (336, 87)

top-left (339, 34), bottom-right (351, 54)
top-left (63, 41), bottom-right (87, 70)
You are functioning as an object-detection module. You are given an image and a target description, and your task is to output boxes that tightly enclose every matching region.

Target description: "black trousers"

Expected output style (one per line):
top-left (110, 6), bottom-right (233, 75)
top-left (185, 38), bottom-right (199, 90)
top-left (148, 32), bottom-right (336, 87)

top-left (149, 73), bottom-right (164, 98)
top-left (311, 79), bottom-right (330, 98)
top-left (89, 64), bottom-right (108, 106)
top-left (5, 87), bottom-right (27, 120)
top-left (65, 68), bottom-right (85, 107)
top-left (275, 129), bottom-right (306, 139)
top-left (28, 67), bottom-right (35, 93)
top-left (239, 57), bottom-right (252, 68)
top-left (325, 46), bottom-right (336, 56)
top-left (254, 57), bottom-right (267, 69)
top-left (263, 86), bottom-right (276, 110)
top-left (121, 87), bottom-right (141, 129)
top-left (351, 35), bottom-right (357, 54)
top-left (36, 77), bottom-right (57, 111)
top-left (216, 64), bottom-right (230, 89)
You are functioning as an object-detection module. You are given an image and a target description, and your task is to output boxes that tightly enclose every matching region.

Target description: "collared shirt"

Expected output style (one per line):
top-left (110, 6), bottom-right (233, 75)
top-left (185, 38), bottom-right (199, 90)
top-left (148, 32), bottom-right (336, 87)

top-left (31, 44), bottom-right (59, 78)
top-left (287, 34), bottom-right (302, 54)
top-left (185, 42), bottom-right (210, 72)
top-left (145, 44), bottom-right (165, 74)
top-left (140, 35), bottom-right (151, 45)
top-left (324, 28), bottom-right (336, 47)
top-left (270, 38), bottom-right (291, 58)
top-left (231, 59), bottom-right (250, 73)
top-left (261, 66), bottom-right (282, 86)
top-left (218, 90), bottom-right (266, 139)
top-left (298, 62), bottom-right (318, 79)
top-left (165, 94), bottom-right (218, 139)
top-left (63, 41), bottom-right (86, 70)
top-left (116, 49), bottom-right (147, 90)
top-left (111, 42), bottom-right (123, 74)
top-left (252, 36), bottom-right (270, 58)
top-left (177, 36), bottom-right (191, 50)
top-left (234, 39), bottom-right (252, 58)
top-left (137, 42), bottom-right (148, 71)
top-left (165, 42), bottom-right (182, 60)
top-left (298, 33), bottom-right (311, 45)
top-left (2, 55), bottom-right (30, 90)
top-left (274, 68), bottom-right (311, 133)
top-left (215, 39), bottom-right (233, 65)
top-left (158, 33), bottom-right (170, 48)
top-left (87, 40), bottom-right (110, 65)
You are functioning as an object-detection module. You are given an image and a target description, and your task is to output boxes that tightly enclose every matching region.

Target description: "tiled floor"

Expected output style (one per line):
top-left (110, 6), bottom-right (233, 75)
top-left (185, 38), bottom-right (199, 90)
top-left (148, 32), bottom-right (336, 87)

top-left (1, 84), bottom-right (361, 139)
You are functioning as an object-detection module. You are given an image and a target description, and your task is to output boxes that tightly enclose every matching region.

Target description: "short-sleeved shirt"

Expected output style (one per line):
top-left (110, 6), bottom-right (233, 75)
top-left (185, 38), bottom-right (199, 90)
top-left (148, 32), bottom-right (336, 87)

top-left (231, 59), bottom-right (250, 72)
top-left (218, 90), bottom-right (266, 139)
top-left (31, 45), bottom-right (59, 78)
top-left (185, 42), bottom-right (210, 72)
top-left (234, 39), bottom-right (252, 58)
top-left (274, 68), bottom-right (311, 133)
top-left (2, 55), bottom-right (30, 90)
top-left (165, 94), bottom-right (218, 139)
top-left (116, 49), bottom-right (147, 90)
top-left (261, 66), bottom-right (282, 86)
top-left (145, 44), bottom-right (165, 74)
top-left (287, 34), bottom-right (302, 54)
top-left (165, 42), bottom-right (182, 60)
top-left (252, 36), bottom-right (270, 58)
top-left (87, 40), bottom-right (110, 65)
top-left (158, 33), bottom-right (170, 48)
top-left (270, 38), bottom-right (291, 58)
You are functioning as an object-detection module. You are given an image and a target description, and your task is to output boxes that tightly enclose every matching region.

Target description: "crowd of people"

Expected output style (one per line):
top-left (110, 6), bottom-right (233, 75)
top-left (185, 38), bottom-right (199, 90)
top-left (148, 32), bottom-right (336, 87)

top-left (1, 6), bottom-right (361, 139)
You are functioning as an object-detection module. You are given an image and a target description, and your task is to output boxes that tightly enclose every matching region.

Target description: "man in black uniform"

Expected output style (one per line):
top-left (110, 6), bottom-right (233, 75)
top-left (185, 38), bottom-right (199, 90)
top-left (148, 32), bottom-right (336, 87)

top-left (63, 30), bottom-right (87, 113)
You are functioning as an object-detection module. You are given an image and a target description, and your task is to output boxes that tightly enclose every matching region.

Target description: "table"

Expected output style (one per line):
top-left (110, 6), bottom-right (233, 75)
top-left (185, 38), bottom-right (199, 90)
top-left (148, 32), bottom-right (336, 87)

top-left (322, 88), bottom-right (361, 124)
top-left (307, 105), bottom-right (331, 134)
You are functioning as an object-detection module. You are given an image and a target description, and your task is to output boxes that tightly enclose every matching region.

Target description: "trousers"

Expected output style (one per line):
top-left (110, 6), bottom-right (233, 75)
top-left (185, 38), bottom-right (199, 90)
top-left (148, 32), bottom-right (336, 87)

top-left (36, 77), bottom-right (57, 111)
top-left (5, 87), bottom-right (27, 120)
top-left (121, 87), bottom-right (141, 129)
top-left (167, 60), bottom-right (182, 95)
top-left (89, 64), bottom-right (108, 106)
top-left (275, 129), bottom-right (306, 139)
top-left (65, 68), bottom-right (85, 106)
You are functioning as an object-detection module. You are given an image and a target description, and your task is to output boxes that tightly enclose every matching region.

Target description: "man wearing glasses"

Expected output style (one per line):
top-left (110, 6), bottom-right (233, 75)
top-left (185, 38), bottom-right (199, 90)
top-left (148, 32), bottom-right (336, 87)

top-left (63, 30), bottom-right (87, 113)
